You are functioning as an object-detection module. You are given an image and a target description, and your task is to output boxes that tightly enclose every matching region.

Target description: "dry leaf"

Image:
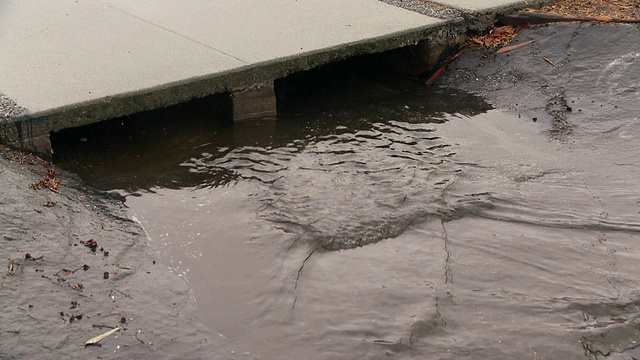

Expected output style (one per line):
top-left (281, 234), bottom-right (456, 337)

top-left (84, 327), bottom-right (121, 346)
top-left (450, 46), bottom-right (468, 62)
top-left (426, 66), bottom-right (447, 84)
top-left (469, 25), bottom-right (522, 49)
top-left (7, 260), bottom-right (18, 276)
top-left (425, 46), bottom-right (469, 84)
top-left (496, 40), bottom-right (535, 54)
top-left (470, 37), bottom-right (484, 46)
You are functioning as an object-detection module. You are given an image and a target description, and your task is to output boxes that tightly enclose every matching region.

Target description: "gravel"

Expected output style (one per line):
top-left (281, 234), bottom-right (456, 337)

top-left (379, 0), bottom-right (463, 19)
top-left (0, 92), bottom-right (30, 122)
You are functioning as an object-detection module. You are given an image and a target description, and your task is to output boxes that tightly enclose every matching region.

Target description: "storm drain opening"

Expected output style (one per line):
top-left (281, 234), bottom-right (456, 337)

top-left (275, 41), bottom-right (455, 114)
top-left (49, 93), bottom-right (237, 188)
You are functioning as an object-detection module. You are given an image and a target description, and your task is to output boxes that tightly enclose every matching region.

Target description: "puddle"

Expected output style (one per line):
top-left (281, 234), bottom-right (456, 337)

top-left (53, 70), bottom-right (640, 359)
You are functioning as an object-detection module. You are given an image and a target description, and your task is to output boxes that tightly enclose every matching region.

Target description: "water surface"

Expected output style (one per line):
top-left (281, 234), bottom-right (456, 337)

top-left (54, 83), bottom-right (640, 359)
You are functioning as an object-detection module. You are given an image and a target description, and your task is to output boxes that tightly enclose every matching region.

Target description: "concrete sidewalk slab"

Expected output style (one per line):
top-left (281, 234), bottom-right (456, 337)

top-left (0, 0), bottom-right (244, 113)
top-left (103, 0), bottom-right (442, 64)
top-left (0, 0), bottom-right (549, 153)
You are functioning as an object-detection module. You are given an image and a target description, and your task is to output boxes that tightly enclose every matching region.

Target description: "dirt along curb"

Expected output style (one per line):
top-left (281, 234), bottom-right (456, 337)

top-left (0, 147), bottom-right (225, 359)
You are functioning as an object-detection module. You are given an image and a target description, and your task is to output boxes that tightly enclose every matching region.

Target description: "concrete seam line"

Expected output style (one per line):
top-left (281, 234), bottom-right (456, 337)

top-left (107, 5), bottom-right (251, 65)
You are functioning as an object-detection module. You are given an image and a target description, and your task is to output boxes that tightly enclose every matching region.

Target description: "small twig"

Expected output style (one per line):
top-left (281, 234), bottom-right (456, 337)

top-left (73, 264), bottom-right (90, 273)
top-left (56, 264), bottom-right (89, 277)
top-left (135, 331), bottom-right (145, 344)
top-left (55, 269), bottom-right (72, 277)
top-left (92, 324), bottom-right (117, 329)
top-left (543, 56), bottom-right (556, 67)
top-left (25, 253), bottom-right (43, 261)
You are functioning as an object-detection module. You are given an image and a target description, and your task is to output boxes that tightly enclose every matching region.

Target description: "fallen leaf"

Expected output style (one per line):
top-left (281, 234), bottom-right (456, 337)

top-left (7, 260), bottom-right (18, 276)
top-left (484, 36), bottom-right (492, 47)
top-left (426, 65), bottom-right (447, 84)
top-left (469, 36), bottom-right (484, 46)
top-left (426, 46), bottom-right (469, 84)
top-left (496, 40), bottom-right (535, 53)
top-left (450, 46), bottom-right (468, 62)
top-left (84, 327), bottom-right (121, 347)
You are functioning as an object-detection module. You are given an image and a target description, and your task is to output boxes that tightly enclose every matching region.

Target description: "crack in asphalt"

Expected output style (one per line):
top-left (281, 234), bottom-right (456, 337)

top-left (441, 221), bottom-right (453, 295)
top-left (581, 178), bottom-right (621, 297)
top-left (292, 246), bottom-right (318, 309)
top-left (409, 289), bottom-right (447, 354)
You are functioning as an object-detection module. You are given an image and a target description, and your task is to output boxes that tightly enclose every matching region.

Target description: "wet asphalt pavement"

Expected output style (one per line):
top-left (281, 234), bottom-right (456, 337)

top-left (0, 149), bottom-right (223, 359)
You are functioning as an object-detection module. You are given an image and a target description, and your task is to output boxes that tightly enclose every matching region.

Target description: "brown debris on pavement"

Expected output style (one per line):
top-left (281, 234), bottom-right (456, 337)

top-left (427, 24), bottom-right (531, 83)
top-left (501, 0), bottom-right (640, 26)
top-left (29, 167), bottom-right (60, 193)
top-left (428, 0), bottom-right (637, 84)
top-left (468, 24), bottom-right (529, 49)
top-left (539, 0), bottom-right (640, 21)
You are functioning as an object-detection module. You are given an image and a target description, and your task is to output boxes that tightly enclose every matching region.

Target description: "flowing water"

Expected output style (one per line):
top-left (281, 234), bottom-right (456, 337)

top-left (53, 76), bottom-right (640, 359)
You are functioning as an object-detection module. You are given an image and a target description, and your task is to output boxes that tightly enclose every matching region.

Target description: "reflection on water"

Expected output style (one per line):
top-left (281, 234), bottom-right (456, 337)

top-left (54, 82), bottom-right (640, 359)
top-left (52, 86), bottom-right (489, 191)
